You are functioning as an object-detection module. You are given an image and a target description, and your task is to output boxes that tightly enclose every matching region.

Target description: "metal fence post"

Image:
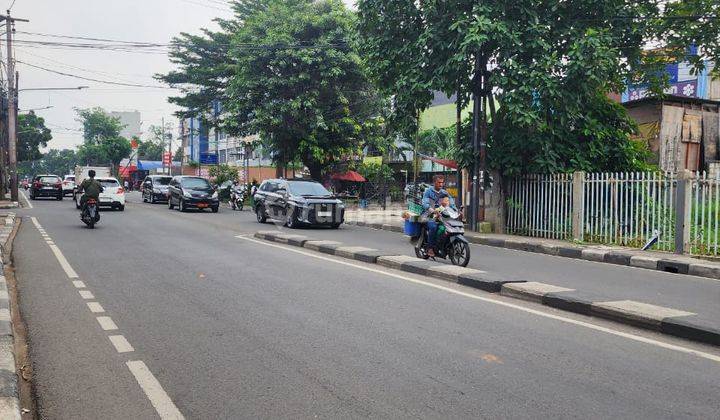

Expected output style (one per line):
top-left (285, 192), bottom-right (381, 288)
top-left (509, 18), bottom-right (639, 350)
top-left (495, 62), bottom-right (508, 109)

top-left (674, 170), bottom-right (693, 254)
top-left (572, 171), bottom-right (585, 241)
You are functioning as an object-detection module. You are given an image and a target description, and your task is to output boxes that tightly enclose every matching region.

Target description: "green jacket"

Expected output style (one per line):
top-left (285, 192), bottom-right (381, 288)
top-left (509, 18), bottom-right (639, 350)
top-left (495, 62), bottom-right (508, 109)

top-left (80, 178), bottom-right (102, 199)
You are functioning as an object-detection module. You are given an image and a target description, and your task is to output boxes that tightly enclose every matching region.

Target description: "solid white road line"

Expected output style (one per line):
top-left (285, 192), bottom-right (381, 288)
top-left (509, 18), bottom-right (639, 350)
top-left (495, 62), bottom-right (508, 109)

top-left (47, 244), bottom-right (79, 278)
top-left (72, 280), bottom-right (86, 289)
top-left (239, 235), bottom-right (720, 364)
top-left (96, 316), bottom-right (118, 331)
top-left (86, 302), bottom-right (104, 313)
top-left (78, 290), bottom-right (94, 299)
top-left (126, 360), bottom-right (184, 420)
top-left (108, 335), bottom-right (134, 353)
top-left (20, 190), bottom-right (32, 209)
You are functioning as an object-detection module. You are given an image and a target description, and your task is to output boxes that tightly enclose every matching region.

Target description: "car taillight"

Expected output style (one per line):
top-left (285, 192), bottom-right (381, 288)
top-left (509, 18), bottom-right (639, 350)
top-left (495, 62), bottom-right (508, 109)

top-left (117, 187), bottom-right (124, 194)
top-left (34, 182), bottom-right (41, 188)
top-left (55, 182), bottom-right (62, 188)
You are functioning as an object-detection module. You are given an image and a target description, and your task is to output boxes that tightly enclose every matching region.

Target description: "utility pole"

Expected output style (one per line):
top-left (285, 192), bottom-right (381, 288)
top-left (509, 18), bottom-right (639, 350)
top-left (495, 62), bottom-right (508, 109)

top-left (3, 10), bottom-right (29, 202)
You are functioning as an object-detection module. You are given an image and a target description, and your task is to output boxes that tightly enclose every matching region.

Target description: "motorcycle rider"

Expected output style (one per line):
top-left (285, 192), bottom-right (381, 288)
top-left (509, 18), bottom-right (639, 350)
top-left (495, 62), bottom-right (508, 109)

top-left (421, 175), bottom-right (456, 257)
top-left (230, 179), bottom-right (243, 208)
top-left (77, 170), bottom-right (103, 213)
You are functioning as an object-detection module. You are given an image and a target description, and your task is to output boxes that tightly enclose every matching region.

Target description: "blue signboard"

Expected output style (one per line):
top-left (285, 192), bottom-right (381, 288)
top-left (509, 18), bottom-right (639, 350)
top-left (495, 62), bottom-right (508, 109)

top-left (199, 152), bottom-right (218, 165)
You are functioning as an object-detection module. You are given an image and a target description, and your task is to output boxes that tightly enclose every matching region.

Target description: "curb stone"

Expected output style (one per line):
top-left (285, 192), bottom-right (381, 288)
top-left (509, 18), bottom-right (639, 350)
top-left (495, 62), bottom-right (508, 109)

top-left (345, 220), bottom-right (720, 281)
top-left (0, 213), bottom-right (19, 420)
top-left (255, 229), bottom-right (720, 347)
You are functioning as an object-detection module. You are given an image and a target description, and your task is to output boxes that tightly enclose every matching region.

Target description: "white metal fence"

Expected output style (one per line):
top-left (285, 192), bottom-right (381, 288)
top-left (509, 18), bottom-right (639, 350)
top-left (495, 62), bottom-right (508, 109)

top-left (689, 171), bottom-right (720, 255)
top-left (581, 172), bottom-right (676, 251)
top-left (506, 174), bottom-right (573, 239)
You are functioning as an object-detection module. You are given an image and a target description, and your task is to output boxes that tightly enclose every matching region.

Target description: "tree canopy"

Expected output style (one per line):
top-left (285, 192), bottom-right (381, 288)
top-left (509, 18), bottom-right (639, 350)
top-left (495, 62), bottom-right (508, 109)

top-left (75, 108), bottom-right (131, 169)
top-left (18, 111), bottom-right (52, 162)
top-left (357, 0), bottom-right (720, 176)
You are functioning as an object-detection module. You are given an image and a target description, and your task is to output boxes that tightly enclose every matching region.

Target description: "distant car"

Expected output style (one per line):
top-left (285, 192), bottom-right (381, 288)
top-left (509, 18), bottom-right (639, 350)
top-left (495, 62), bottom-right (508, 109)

top-left (62, 175), bottom-right (76, 196)
top-left (141, 175), bottom-right (172, 204)
top-left (253, 179), bottom-right (344, 228)
top-left (167, 176), bottom-right (219, 213)
top-left (29, 175), bottom-right (63, 200)
top-left (75, 177), bottom-right (126, 211)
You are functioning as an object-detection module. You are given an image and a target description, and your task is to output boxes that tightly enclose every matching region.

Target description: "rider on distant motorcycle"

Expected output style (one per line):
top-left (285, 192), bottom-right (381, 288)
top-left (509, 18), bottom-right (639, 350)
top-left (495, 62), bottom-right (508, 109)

top-left (422, 175), bottom-right (457, 257)
top-left (78, 170), bottom-right (103, 212)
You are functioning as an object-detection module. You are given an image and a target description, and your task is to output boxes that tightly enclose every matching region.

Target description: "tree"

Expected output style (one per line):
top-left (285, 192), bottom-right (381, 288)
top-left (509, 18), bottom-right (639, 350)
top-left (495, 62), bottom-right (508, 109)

top-left (157, 1), bottom-right (268, 125)
top-left (75, 108), bottom-right (131, 169)
top-left (224, 0), bottom-right (381, 180)
top-left (173, 146), bottom-right (184, 162)
top-left (18, 111), bottom-right (52, 162)
top-left (357, 1), bottom-right (718, 178)
top-left (18, 149), bottom-right (78, 178)
top-left (139, 124), bottom-right (173, 161)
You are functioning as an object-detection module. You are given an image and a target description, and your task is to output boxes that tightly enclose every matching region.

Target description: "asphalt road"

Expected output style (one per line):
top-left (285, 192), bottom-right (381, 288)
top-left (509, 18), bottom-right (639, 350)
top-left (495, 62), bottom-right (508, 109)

top-left (11, 191), bottom-right (720, 419)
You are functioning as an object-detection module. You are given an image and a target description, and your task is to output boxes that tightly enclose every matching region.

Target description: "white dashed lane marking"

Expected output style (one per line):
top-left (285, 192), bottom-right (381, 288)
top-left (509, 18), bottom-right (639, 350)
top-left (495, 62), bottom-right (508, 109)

top-left (86, 302), bottom-right (105, 313)
top-left (30, 217), bottom-right (184, 418)
top-left (96, 316), bottom-right (118, 331)
top-left (109, 335), bottom-right (134, 353)
top-left (127, 361), bottom-right (185, 420)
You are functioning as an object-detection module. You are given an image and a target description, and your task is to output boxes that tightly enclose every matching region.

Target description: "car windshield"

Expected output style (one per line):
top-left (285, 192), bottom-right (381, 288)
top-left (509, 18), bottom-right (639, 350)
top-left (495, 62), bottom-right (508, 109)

top-left (39, 177), bottom-right (59, 183)
top-left (181, 178), bottom-right (211, 189)
top-left (99, 179), bottom-right (119, 188)
top-left (154, 177), bottom-right (171, 186)
top-left (287, 181), bottom-right (331, 197)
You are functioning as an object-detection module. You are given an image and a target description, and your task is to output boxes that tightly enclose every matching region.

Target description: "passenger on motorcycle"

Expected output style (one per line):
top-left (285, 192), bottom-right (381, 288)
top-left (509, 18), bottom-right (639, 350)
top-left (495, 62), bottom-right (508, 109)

top-left (421, 175), bottom-right (456, 257)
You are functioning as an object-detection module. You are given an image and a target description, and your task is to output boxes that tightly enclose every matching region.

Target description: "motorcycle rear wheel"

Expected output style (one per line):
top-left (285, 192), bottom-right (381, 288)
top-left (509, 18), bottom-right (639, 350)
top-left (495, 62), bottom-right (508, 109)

top-left (449, 241), bottom-right (470, 267)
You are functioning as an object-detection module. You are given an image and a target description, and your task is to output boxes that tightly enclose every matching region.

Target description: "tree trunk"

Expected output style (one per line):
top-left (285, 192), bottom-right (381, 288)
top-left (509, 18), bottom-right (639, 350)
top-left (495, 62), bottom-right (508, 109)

top-left (307, 162), bottom-right (322, 182)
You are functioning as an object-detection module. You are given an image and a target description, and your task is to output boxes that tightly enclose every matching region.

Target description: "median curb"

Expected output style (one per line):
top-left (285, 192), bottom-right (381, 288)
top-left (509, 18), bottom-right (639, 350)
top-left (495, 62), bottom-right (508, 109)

top-left (0, 213), bottom-right (19, 420)
top-left (344, 220), bottom-right (720, 281)
top-left (255, 229), bottom-right (720, 347)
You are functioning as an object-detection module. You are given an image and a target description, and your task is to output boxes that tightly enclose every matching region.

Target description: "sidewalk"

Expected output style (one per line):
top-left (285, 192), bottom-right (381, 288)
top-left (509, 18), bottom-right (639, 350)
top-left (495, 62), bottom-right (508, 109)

top-left (344, 209), bottom-right (720, 281)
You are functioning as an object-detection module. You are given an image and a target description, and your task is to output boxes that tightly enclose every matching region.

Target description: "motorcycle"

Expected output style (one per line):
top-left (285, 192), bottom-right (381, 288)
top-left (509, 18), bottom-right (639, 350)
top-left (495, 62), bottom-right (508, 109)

top-left (412, 206), bottom-right (470, 267)
top-left (230, 186), bottom-right (245, 211)
top-left (81, 198), bottom-right (100, 229)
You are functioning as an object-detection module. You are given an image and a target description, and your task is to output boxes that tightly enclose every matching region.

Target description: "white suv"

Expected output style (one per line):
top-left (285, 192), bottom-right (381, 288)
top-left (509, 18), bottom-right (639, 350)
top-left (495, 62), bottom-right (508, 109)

top-left (62, 175), bottom-right (76, 196)
top-left (75, 177), bottom-right (126, 211)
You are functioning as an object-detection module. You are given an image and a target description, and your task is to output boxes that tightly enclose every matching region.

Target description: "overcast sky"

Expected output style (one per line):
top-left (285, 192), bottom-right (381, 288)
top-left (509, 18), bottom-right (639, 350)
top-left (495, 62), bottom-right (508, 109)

top-left (11, 0), bottom-right (354, 150)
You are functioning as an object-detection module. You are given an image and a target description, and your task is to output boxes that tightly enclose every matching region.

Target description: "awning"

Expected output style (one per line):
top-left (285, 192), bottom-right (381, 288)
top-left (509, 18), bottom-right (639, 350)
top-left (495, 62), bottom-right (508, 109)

top-left (331, 170), bottom-right (366, 182)
top-left (118, 165), bottom-right (136, 177)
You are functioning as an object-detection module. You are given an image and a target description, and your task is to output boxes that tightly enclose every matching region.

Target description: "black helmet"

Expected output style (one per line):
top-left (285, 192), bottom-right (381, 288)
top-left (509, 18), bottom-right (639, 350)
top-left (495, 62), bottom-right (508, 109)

top-left (88, 170), bottom-right (96, 178)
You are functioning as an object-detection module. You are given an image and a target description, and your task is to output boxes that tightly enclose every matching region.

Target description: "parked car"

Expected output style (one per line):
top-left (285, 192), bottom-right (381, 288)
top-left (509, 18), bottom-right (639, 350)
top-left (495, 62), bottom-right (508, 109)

top-left (75, 177), bottom-right (126, 211)
top-left (62, 175), bottom-right (76, 196)
top-left (253, 179), bottom-right (344, 228)
top-left (141, 175), bottom-right (172, 203)
top-left (167, 176), bottom-right (219, 213)
top-left (29, 175), bottom-right (63, 200)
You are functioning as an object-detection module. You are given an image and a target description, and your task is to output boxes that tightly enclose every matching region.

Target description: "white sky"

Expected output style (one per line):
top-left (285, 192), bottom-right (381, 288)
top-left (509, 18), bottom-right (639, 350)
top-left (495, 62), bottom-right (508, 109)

top-left (11, 0), bottom-right (354, 150)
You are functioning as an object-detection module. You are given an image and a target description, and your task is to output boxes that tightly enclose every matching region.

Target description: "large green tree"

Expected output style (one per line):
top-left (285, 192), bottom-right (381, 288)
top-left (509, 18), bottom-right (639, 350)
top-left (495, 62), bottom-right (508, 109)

top-left (357, 1), bottom-right (719, 177)
top-left (18, 111), bottom-right (52, 162)
top-left (75, 108), bottom-right (131, 169)
top-left (224, 0), bottom-right (380, 180)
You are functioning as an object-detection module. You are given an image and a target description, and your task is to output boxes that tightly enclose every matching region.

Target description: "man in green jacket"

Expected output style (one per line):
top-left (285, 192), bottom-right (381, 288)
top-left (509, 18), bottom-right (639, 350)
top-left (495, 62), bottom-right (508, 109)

top-left (77, 170), bottom-right (103, 211)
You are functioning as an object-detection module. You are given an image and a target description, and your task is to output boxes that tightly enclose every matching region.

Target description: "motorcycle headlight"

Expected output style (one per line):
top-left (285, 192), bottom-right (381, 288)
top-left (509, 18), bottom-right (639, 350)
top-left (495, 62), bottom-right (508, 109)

top-left (183, 190), bottom-right (192, 198)
top-left (211, 191), bottom-right (218, 199)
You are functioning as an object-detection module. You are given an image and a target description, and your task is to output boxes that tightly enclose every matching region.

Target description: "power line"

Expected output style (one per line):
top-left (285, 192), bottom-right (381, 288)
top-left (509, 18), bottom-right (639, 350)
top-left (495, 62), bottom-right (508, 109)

top-left (16, 60), bottom-right (175, 89)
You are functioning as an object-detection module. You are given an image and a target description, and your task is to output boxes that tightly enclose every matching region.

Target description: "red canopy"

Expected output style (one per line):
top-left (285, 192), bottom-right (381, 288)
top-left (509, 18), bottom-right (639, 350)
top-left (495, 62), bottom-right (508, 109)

top-left (331, 170), bottom-right (366, 182)
top-left (424, 156), bottom-right (458, 170)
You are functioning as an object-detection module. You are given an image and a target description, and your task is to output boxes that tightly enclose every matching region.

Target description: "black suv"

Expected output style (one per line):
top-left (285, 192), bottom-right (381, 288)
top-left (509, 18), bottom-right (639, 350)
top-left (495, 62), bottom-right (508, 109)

top-left (29, 174), bottom-right (63, 200)
top-left (167, 176), bottom-right (219, 213)
top-left (141, 175), bottom-right (172, 204)
top-left (253, 179), bottom-right (344, 228)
